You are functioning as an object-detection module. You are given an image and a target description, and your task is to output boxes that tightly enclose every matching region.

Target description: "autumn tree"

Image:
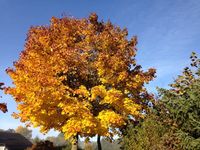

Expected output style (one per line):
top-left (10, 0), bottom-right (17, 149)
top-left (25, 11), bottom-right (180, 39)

top-left (15, 125), bottom-right (32, 140)
top-left (5, 13), bottom-right (155, 150)
top-left (46, 133), bottom-right (71, 147)
top-left (0, 82), bottom-right (7, 113)
top-left (27, 140), bottom-right (55, 150)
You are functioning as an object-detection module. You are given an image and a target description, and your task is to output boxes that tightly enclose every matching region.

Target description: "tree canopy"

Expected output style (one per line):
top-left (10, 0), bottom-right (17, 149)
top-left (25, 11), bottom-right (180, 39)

top-left (121, 52), bottom-right (200, 150)
top-left (15, 125), bottom-right (32, 140)
top-left (5, 13), bottom-right (155, 141)
top-left (158, 52), bottom-right (200, 149)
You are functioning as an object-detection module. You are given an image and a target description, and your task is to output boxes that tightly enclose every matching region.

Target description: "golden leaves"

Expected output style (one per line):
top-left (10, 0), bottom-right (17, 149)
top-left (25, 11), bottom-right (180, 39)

top-left (91, 85), bottom-right (106, 101)
top-left (62, 116), bottom-right (97, 139)
top-left (74, 85), bottom-right (90, 98)
top-left (6, 13), bottom-right (155, 140)
top-left (97, 110), bottom-right (125, 128)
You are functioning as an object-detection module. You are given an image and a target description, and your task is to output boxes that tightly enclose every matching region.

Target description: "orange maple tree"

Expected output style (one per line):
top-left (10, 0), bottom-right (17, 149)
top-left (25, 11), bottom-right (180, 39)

top-left (6, 13), bottom-right (155, 148)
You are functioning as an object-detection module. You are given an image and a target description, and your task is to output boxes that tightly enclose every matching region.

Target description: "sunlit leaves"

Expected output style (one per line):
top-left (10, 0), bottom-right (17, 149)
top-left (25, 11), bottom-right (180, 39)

top-left (6, 13), bottom-right (155, 140)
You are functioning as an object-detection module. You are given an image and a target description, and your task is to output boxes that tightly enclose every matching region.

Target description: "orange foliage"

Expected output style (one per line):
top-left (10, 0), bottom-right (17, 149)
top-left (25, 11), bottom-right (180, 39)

top-left (0, 82), bottom-right (7, 113)
top-left (6, 13), bottom-right (155, 140)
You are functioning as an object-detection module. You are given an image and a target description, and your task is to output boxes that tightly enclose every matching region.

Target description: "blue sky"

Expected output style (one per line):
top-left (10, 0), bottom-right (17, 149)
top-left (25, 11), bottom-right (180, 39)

top-left (0, 0), bottom-right (200, 139)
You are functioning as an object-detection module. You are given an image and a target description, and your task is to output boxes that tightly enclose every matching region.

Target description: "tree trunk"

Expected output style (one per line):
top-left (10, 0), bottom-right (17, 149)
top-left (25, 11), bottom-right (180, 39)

top-left (71, 134), bottom-right (78, 150)
top-left (97, 134), bottom-right (102, 150)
